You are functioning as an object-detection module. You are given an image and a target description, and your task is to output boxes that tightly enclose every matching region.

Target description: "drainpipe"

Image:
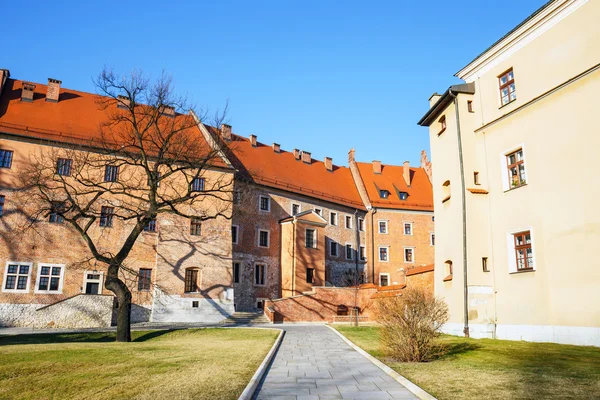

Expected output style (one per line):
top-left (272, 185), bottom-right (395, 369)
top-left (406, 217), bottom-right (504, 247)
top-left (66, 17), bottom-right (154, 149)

top-left (370, 208), bottom-right (377, 284)
top-left (450, 88), bottom-right (470, 338)
top-left (354, 209), bottom-right (360, 279)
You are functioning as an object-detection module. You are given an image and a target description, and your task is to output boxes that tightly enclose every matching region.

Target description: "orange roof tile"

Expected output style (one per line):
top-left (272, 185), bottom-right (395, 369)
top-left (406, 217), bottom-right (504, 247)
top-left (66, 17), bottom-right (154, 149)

top-left (355, 162), bottom-right (433, 211)
top-left (406, 264), bottom-right (434, 276)
top-left (467, 188), bottom-right (489, 194)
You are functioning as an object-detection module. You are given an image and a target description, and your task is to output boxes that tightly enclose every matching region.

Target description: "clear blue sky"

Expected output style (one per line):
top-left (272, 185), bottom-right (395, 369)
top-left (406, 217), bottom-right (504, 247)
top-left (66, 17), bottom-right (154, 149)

top-left (2, 0), bottom-right (543, 167)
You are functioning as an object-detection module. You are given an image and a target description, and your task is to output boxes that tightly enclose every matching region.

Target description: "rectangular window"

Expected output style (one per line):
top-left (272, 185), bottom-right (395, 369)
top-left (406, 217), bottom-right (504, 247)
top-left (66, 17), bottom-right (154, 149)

top-left (330, 212), bottom-right (338, 225)
top-left (305, 229), bottom-right (317, 249)
top-left (404, 247), bottom-right (414, 263)
top-left (378, 220), bottom-right (388, 234)
top-left (0, 149), bottom-right (14, 168)
top-left (379, 247), bottom-right (388, 262)
top-left (191, 177), bottom-right (205, 192)
top-left (84, 272), bottom-right (102, 295)
top-left (379, 190), bottom-right (390, 199)
top-left (404, 223), bottom-right (413, 235)
top-left (430, 233), bottom-right (435, 246)
top-left (232, 225), bottom-right (239, 244)
top-left (345, 244), bottom-right (353, 260)
top-left (330, 241), bottom-right (338, 257)
top-left (438, 116), bottom-right (446, 135)
top-left (499, 68), bottom-right (516, 106)
top-left (35, 264), bottom-right (65, 294)
top-left (2, 262), bottom-right (32, 293)
top-left (184, 269), bottom-right (199, 292)
top-left (233, 262), bottom-right (240, 284)
top-left (138, 269), bottom-right (152, 291)
top-left (99, 206), bottom-right (114, 227)
top-left (314, 208), bottom-right (322, 216)
top-left (507, 149), bottom-right (526, 188)
top-left (259, 196), bottom-right (270, 212)
top-left (474, 171), bottom-right (480, 185)
top-left (48, 202), bottom-right (65, 223)
top-left (291, 203), bottom-right (300, 215)
top-left (190, 218), bottom-right (202, 236)
top-left (358, 218), bottom-right (364, 232)
top-left (254, 264), bottom-right (266, 286)
top-left (482, 257), bottom-right (489, 272)
top-left (144, 218), bottom-right (157, 232)
top-left (104, 165), bottom-right (119, 182)
top-left (233, 191), bottom-right (241, 204)
top-left (467, 100), bottom-right (474, 113)
top-left (56, 158), bottom-right (72, 176)
top-left (306, 268), bottom-right (314, 284)
top-left (379, 274), bottom-right (389, 287)
top-left (514, 231), bottom-right (534, 271)
top-left (258, 230), bottom-right (269, 248)
top-left (359, 246), bottom-right (366, 261)
top-left (0, 195), bottom-right (4, 217)
top-left (345, 215), bottom-right (352, 229)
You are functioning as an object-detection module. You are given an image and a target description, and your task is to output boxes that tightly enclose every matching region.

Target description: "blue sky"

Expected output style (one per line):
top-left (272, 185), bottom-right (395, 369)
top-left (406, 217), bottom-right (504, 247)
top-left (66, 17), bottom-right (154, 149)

top-left (2, 0), bottom-right (543, 167)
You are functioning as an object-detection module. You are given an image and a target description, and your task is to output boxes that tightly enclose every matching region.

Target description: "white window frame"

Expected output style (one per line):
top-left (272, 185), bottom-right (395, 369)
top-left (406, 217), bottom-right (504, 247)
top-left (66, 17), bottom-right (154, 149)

top-left (232, 225), bottom-right (239, 245)
top-left (430, 232), bottom-right (435, 246)
top-left (257, 229), bottom-right (270, 248)
top-left (403, 222), bottom-right (413, 236)
top-left (83, 270), bottom-right (104, 294)
top-left (506, 227), bottom-right (536, 273)
top-left (2, 261), bottom-right (33, 293)
top-left (358, 217), bottom-right (365, 232)
top-left (255, 297), bottom-right (268, 309)
top-left (329, 241), bottom-right (338, 257)
top-left (378, 220), bottom-right (388, 234)
top-left (379, 273), bottom-right (390, 287)
top-left (345, 215), bottom-right (353, 230)
top-left (34, 263), bottom-right (66, 294)
top-left (359, 245), bottom-right (366, 261)
top-left (253, 263), bottom-right (267, 287)
top-left (291, 203), bottom-right (301, 215)
top-left (330, 212), bottom-right (338, 226)
top-left (404, 247), bottom-right (415, 263)
top-left (378, 246), bottom-right (390, 262)
top-left (345, 243), bottom-right (354, 260)
top-left (500, 143), bottom-right (527, 191)
top-left (258, 195), bottom-right (271, 212)
top-left (314, 208), bottom-right (323, 217)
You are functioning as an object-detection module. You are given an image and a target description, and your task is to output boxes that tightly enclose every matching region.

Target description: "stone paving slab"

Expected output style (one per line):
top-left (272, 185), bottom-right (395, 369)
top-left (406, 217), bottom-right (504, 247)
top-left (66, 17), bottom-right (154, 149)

top-left (253, 325), bottom-right (418, 400)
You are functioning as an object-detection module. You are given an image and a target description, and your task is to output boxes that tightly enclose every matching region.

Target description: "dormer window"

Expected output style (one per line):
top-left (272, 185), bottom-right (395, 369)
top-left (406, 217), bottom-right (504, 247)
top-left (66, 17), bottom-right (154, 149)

top-left (398, 191), bottom-right (408, 200)
top-left (380, 190), bottom-right (390, 199)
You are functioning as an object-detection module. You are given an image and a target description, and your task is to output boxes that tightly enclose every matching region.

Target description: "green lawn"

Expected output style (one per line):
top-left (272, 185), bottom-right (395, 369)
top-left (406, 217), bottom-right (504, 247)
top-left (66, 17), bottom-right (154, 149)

top-left (0, 328), bottom-right (278, 400)
top-left (335, 326), bottom-right (600, 400)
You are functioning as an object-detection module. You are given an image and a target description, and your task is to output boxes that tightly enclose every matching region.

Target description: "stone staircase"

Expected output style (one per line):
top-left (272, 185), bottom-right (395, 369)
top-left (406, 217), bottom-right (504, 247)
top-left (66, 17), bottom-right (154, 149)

top-left (222, 311), bottom-right (271, 325)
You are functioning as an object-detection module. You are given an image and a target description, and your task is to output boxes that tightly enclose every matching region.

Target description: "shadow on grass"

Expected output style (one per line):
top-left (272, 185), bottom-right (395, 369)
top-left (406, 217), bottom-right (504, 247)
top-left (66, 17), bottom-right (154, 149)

top-left (0, 329), bottom-right (180, 346)
top-left (438, 341), bottom-right (481, 360)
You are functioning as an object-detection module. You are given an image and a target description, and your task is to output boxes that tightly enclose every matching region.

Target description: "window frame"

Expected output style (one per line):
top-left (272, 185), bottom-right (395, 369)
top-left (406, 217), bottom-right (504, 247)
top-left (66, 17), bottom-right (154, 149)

top-left (233, 262), bottom-right (241, 284)
top-left (359, 245), bottom-right (366, 261)
top-left (378, 246), bottom-right (389, 262)
top-left (34, 263), bottom-right (66, 294)
top-left (314, 208), bottom-right (323, 217)
top-left (330, 212), bottom-right (338, 226)
top-left (482, 257), bottom-right (489, 272)
top-left (259, 195), bottom-right (271, 212)
top-left (305, 228), bottom-right (317, 249)
top-left (306, 268), bottom-right (315, 284)
top-left (184, 268), bottom-right (200, 293)
top-left (48, 202), bottom-right (65, 224)
top-left (291, 203), bottom-right (301, 215)
top-left (257, 229), bottom-right (270, 248)
top-left (191, 177), bottom-right (205, 192)
top-left (358, 217), bottom-right (365, 232)
top-left (474, 171), bottom-right (480, 185)
top-left (378, 220), bottom-right (388, 234)
top-left (506, 148), bottom-right (527, 189)
top-left (345, 243), bottom-right (354, 260)
top-left (56, 158), bottom-right (72, 176)
top-left (190, 218), bottom-right (202, 236)
top-left (509, 230), bottom-right (535, 272)
top-left (345, 215), bottom-right (352, 230)
top-left (379, 273), bottom-right (390, 287)
top-left (253, 263), bottom-right (267, 287)
top-left (403, 222), bottom-right (413, 236)
top-left (498, 68), bottom-right (516, 106)
top-left (438, 115), bottom-right (446, 135)
top-left (2, 261), bottom-right (33, 293)
top-left (83, 270), bottom-right (104, 295)
top-left (0, 149), bottom-right (14, 169)
top-left (143, 218), bottom-right (157, 232)
top-left (329, 241), bottom-right (338, 257)
top-left (404, 247), bottom-right (415, 263)
top-left (138, 268), bottom-right (152, 292)
top-left (99, 206), bottom-right (114, 227)
top-left (104, 165), bottom-right (119, 183)
top-left (231, 225), bottom-right (239, 244)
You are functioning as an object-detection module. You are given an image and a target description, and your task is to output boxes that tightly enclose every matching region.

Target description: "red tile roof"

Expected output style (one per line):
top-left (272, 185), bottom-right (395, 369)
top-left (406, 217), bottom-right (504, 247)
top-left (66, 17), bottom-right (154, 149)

top-left (355, 162), bottom-right (433, 211)
top-left (406, 264), bottom-right (434, 276)
top-left (0, 79), bottom-right (228, 168)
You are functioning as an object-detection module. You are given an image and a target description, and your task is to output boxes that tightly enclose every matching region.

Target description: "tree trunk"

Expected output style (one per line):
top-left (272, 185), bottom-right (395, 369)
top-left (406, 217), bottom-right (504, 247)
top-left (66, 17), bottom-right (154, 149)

top-left (105, 268), bottom-right (132, 342)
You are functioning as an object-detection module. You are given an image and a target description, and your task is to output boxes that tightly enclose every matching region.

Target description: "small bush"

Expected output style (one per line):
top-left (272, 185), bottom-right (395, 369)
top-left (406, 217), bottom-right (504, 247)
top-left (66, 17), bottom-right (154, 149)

top-left (376, 287), bottom-right (449, 362)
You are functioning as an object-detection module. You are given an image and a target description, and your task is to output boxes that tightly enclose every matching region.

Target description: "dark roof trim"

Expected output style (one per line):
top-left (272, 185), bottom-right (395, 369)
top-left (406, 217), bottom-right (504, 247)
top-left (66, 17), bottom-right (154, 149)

top-left (417, 83), bottom-right (475, 127)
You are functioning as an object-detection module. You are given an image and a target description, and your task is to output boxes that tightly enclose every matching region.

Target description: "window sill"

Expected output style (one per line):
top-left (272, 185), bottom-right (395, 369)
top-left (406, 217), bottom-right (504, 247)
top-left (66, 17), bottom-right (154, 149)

top-left (499, 99), bottom-right (517, 109)
top-left (443, 274), bottom-right (453, 282)
top-left (442, 195), bottom-right (451, 204)
top-left (504, 183), bottom-right (528, 193)
top-left (510, 268), bottom-right (535, 275)
top-left (437, 128), bottom-right (446, 136)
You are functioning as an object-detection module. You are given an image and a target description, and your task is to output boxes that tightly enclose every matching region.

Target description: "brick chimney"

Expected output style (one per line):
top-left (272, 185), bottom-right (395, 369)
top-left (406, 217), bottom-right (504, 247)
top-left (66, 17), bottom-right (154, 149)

top-left (161, 105), bottom-right (175, 117)
top-left (420, 150), bottom-right (433, 182)
top-left (0, 69), bottom-right (9, 97)
top-left (46, 78), bottom-right (61, 102)
top-left (117, 95), bottom-right (130, 109)
top-left (324, 157), bottom-right (333, 171)
top-left (21, 82), bottom-right (36, 102)
top-left (301, 151), bottom-right (311, 164)
top-left (221, 124), bottom-right (232, 141)
top-left (372, 160), bottom-right (382, 174)
top-left (293, 149), bottom-right (300, 160)
top-left (348, 148), bottom-right (355, 163)
top-left (272, 143), bottom-right (280, 153)
top-left (403, 161), bottom-right (411, 187)
top-left (249, 134), bottom-right (257, 147)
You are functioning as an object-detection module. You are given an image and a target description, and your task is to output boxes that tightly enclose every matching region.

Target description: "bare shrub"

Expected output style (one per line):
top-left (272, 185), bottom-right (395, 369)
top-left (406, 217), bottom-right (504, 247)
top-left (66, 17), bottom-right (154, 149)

top-left (376, 287), bottom-right (449, 362)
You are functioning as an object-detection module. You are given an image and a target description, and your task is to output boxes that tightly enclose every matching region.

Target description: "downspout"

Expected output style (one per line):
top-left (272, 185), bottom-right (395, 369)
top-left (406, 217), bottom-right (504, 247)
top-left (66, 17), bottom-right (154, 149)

top-left (354, 209), bottom-right (360, 278)
top-left (450, 88), bottom-right (470, 338)
top-left (370, 208), bottom-right (377, 284)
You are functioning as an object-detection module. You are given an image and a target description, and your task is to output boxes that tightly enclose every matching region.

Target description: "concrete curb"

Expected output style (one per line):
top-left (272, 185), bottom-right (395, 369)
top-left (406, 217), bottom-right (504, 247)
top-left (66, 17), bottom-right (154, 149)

top-left (326, 325), bottom-right (437, 400)
top-left (238, 328), bottom-right (285, 400)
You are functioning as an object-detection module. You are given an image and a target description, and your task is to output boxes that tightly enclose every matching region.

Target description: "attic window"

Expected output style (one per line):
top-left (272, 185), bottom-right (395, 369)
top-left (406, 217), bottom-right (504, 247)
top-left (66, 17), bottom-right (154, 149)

top-left (398, 191), bottom-right (408, 200)
top-left (380, 190), bottom-right (390, 199)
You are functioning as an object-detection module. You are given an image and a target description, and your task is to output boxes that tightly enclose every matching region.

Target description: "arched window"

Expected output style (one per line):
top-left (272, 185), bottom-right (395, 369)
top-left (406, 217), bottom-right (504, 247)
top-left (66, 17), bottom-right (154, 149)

top-left (443, 260), bottom-right (453, 282)
top-left (442, 180), bottom-right (451, 203)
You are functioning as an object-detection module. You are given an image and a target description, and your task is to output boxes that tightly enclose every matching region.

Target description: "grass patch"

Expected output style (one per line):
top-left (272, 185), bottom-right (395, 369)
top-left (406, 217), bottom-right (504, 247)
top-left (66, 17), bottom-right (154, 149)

top-left (0, 328), bottom-right (278, 400)
top-left (335, 326), bottom-right (600, 400)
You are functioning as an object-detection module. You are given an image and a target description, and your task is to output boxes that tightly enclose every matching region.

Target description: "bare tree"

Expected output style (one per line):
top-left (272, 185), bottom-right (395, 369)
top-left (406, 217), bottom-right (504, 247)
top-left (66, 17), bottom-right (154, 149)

top-left (16, 68), bottom-right (234, 342)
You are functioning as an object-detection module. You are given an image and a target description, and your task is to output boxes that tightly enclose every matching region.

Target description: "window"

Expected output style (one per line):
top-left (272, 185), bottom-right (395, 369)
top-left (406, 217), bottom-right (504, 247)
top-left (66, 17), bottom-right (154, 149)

top-left (190, 218), bottom-right (202, 236)
top-left (254, 264), bottom-right (266, 286)
top-left (314, 208), bottom-right (322, 216)
top-left (104, 165), bottom-right (119, 182)
top-left (379, 273), bottom-right (390, 287)
top-left (506, 149), bottom-right (526, 188)
top-left (345, 244), bottom-right (353, 260)
top-left (358, 218), bottom-right (364, 232)
top-left (444, 260), bottom-right (453, 281)
top-left (359, 246), bottom-right (366, 261)
top-left (380, 190), bottom-right (390, 199)
top-left (345, 215), bottom-right (352, 229)
top-left (379, 247), bottom-right (389, 262)
top-left (378, 220), bottom-right (388, 234)
top-left (0, 195), bottom-right (4, 217)
top-left (191, 177), bottom-right (205, 192)
top-left (513, 231), bottom-right (534, 271)
top-left (256, 298), bottom-right (266, 309)
top-left (442, 180), bottom-right (451, 203)
top-left (404, 223), bottom-right (413, 235)
top-left (2, 262), bottom-right (32, 293)
top-left (482, 257), bottom-right (489, 272)
top-left (232, 225), bottom-right (239, 244)
top-left (49, 202), bottom-right (65, 223)
top-left (306, 268), bottom-right (314, 284)
top-left (305, 229), bottom-right (317, 249)
top-left (184, 268), bottom-right (199, 292)
top-left (84, 272), bottom-right (102, 295)
top-left (99, 206), bottom-right (114, 227)
top-left (474, 172), bottom-right (480, 185)
top-left (499, 68), bottom-right (516, 106)
top-left (138, 269), bottom-right (152, 291)
top-left (0, 149), bottom-right (14, 168)
top-left (233, 262), bottom-right (240, 284)
top-left (259, 196), bottom-right (270, 212)
top-left (144, 218), bottom-right (157, 232)
top-left (467, 100), bottom-right (474, 113)
top-left (258, 229), bottom-right (270, 248)
top-left (404, 247), bottom-right (414, 263)
top-left (35, 264), bottom-right (65, 294)
top-left (291, 203), bottom-right (300, 215)
top-left (398, 191), bottom-right (408, 200)
top-left (330, 212), bottom-right (338, 226)
top-left (430, 233), bottom-right (435, 246)
top-left (438, 116), bottom-right (446, 135)
top-left (233, 191), bottom-right (241, 204)
top-left (56, 158), bottom-right (72, 176)
top-left (192, 301), bottom-right (199, 308)
top-left (330, 241), bottom-right (338, 257)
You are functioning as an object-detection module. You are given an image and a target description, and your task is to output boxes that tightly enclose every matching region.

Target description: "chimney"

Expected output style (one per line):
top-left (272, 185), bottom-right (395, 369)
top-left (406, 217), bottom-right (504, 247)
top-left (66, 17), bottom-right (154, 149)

top-left (429, 93), bottom-right (442, 107)
top-left (403, 161), bottom-right (411, 187)
top-left (301, 151), bottom-right (311, 164)
top-left (372, 160), bottom-right (382, 174)
top-left (348, 148), bottom-right (355, 163)
top-left (117, 95), bottom-right (130, 109)
top-left (272, 143), bottom-right (280, 153)
top-left (161, 105), bottom-right (175, 117)
top-left (324, 157), bottom-right (333, 171)
top-left (21, 82), bottom-right (36, 102)
top-left (249, 134), bottom-right (257, 147)
top-left (293, 149), bottom-right (301, 160)
top-left (0, 69), bottom-right (9, 97)
top-left (46, 78), bottom-right (61, 102)
top-left (420, 150), bottom-right (433, 182)
top-left (221, 124), bottom-right (232, 141)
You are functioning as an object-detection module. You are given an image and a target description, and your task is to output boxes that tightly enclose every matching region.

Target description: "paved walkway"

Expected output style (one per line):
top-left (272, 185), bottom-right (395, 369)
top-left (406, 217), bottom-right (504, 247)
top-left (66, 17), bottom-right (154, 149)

top-left (253, 325), bottom-right (418, 400)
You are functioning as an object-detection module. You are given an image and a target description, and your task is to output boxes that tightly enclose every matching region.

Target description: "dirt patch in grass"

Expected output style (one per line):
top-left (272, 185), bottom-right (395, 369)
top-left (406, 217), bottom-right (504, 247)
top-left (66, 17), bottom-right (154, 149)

top-left (0, 328), bottom-right (279, 400)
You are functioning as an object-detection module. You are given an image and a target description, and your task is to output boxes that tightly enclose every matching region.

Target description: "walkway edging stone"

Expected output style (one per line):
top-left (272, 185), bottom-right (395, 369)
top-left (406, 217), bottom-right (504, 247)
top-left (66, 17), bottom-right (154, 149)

top-left (238, 328), bottom-right (285, 400)
top-left (326, 324), bottom-right (437, 400)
